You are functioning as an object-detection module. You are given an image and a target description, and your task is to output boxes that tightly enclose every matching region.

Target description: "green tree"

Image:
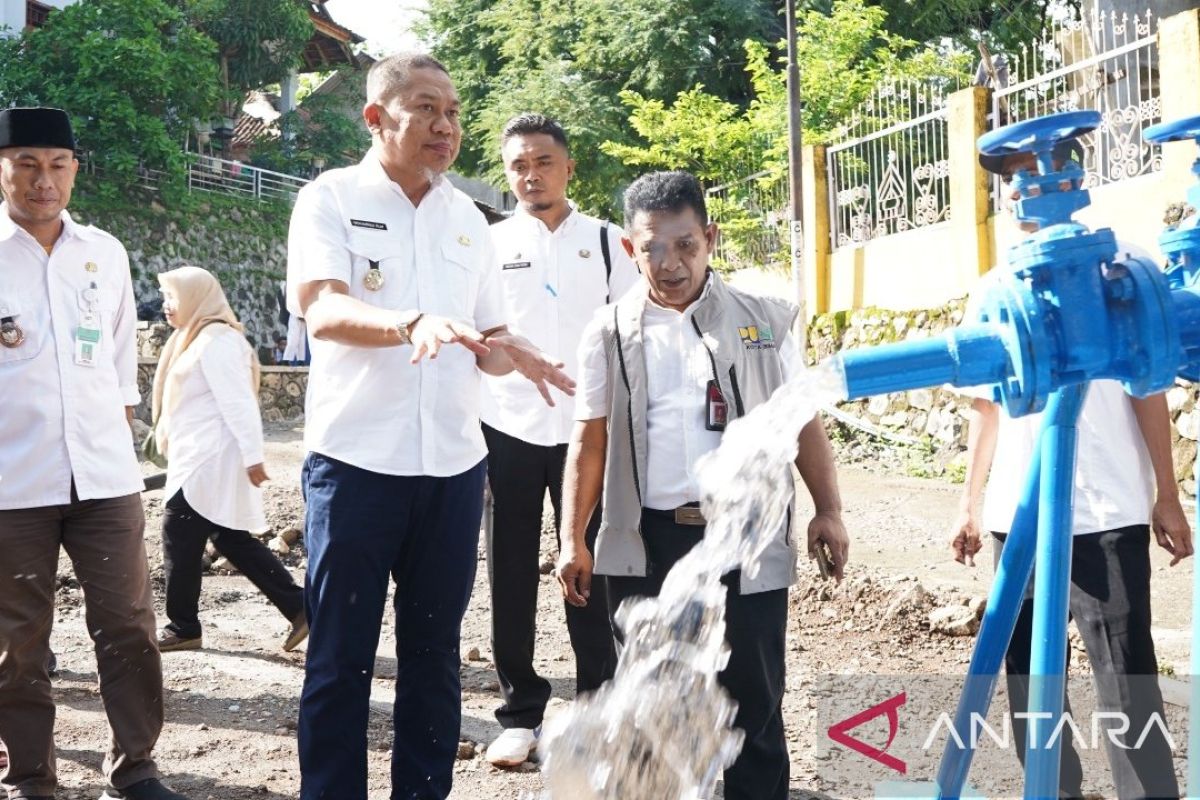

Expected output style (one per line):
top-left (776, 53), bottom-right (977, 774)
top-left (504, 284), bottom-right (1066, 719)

top-left (602, 0), bottom-right (972, 269)
top-left (0, 0), bottom-right (221, 199)
top-left (420, 0), bottom-right (781, 217)
top-left (798, 0), bottom-right (1079, 55)
top-left (606, 1), bottom-right (971, 183)
top-left (172, 0), bottom-right (313, 118)
top-left (248, 92), bottom-right (369, 175)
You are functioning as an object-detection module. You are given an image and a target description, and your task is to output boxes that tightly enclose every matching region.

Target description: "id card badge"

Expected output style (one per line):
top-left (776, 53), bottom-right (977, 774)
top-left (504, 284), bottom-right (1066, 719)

top-left (705, 379), bottom-right (727, 431)
top-left (74, 311), bottom-right (101, 367)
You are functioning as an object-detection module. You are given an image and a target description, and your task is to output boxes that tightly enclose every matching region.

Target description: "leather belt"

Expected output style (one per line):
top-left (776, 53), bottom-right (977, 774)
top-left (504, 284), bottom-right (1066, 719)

top-left (644, 505), bottom-right (707, 526)
top-left (674, 506), bottom-right (706, 526)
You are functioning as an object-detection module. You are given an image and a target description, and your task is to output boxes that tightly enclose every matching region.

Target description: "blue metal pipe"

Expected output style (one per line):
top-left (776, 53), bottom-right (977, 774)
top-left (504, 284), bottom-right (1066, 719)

top-left (838, 324), bottom-right (1010, 401)
top-left (1024, 384), bottom-right (1087, 799)
top-left (935, 444), bottom-right (1043, 799)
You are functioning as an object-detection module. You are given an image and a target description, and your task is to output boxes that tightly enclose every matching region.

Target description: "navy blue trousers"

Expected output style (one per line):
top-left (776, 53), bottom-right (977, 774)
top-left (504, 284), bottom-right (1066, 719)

top-left (298, 453), bottom-right (486, 800)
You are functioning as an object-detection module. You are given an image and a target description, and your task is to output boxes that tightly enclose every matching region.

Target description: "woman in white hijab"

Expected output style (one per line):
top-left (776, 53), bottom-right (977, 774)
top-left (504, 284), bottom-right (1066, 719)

top-left (152, 266), bottom-right (307, 653)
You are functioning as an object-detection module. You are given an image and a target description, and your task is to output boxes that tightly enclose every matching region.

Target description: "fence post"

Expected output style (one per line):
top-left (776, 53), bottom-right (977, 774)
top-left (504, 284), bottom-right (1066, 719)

top-left (801, 143), bottom-right (830, 318)
top-left (1159, 9), bottom-right (1200, 200)
top-left (947, 86), bottom-right (993, 285)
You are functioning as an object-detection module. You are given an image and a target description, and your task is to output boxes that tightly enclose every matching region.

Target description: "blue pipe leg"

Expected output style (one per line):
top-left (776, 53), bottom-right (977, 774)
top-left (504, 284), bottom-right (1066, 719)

top-left (935, 443), bottom-right (1044, 799)
top-left (1024, 384), bottom-right (1087, 800)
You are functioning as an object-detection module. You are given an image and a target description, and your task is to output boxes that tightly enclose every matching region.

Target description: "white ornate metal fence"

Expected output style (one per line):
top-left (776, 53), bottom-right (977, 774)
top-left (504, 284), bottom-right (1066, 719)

top-left (826, 80), bottom-right (954, 249)
top-left (992, 9), bottom-right (1160, 190)
top-left (705, 168), bottom-right (790, 270)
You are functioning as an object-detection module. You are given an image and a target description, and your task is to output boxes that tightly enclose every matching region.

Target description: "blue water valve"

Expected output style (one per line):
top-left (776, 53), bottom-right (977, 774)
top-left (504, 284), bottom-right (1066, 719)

top-left (1145, 115), bottom-right (1200, 289)
top-left (977, 111), bottom-right (1097, 229)
top-left (1146, 115), bottom-right (1200, 377)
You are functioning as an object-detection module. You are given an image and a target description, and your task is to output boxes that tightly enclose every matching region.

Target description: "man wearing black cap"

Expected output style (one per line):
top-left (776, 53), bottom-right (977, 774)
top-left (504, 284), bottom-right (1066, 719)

top-left (949, 143), bottom-right (1191, 799)
top-left (0, 108), bottom-right (190, 800)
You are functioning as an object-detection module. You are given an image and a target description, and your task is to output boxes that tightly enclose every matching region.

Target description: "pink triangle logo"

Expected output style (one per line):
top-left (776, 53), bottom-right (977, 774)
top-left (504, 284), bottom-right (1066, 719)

top-left (827, 692), bottom-right (908, 775)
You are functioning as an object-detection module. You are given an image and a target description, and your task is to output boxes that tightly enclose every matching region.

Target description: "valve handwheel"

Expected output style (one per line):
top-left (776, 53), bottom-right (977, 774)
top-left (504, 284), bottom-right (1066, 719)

top-left (1145, 115), bottom-right (1200, 144)
top-left (977, 110), bottom-right (1101, 158)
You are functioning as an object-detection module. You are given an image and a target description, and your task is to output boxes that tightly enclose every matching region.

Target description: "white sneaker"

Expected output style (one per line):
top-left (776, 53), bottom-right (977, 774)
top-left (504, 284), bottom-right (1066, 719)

top-left (485, 726), bottom-right (540, 767)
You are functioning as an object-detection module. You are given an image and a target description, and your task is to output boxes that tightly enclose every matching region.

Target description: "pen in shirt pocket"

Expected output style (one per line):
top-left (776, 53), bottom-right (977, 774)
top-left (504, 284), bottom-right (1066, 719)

top-left (544, 283), bottom-right (558, 298)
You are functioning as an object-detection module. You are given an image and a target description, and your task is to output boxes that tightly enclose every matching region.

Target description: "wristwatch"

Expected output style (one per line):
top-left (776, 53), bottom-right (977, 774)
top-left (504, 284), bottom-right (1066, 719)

top-left (395, 310), bottom-right (423, 346)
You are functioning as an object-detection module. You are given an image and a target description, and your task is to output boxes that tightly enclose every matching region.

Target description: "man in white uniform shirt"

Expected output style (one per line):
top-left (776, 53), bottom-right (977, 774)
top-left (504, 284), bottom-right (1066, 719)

top-left (0, 108), bottom-right (189, 800)
top-left (480, 113), bottom-right (640, 767)
top-left (286, 55), bottom-right (573, 800)
top-left (556, 171), bottom-right (849, 799)
top-left (949, 144), bottom-right (1192, 799)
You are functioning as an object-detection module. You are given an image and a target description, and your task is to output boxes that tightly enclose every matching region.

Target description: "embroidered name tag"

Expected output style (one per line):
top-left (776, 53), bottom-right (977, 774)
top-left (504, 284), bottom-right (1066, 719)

top-left (738, 324), bottom-right (776, 350)
top-left (503, 261), bottom-right (532, 271)
top-left (350, 219), bottom-right (388, 230)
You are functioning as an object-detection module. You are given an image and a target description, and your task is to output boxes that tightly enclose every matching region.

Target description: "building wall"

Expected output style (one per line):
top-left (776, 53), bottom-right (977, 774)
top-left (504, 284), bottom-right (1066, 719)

top-left (0, 0), bottom-right (76, 36)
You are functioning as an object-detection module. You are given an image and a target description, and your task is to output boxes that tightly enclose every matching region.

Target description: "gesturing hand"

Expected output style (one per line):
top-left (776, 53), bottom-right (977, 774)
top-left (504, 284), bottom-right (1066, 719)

top-left (409, 315), bottom-right (491, 363)
top-left (490, 332), bottom-right (576, 406)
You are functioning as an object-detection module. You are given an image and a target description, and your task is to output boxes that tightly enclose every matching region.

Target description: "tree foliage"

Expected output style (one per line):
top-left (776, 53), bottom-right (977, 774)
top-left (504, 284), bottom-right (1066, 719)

top-left (602, 0), bottom-right (972, 268)
top-left (605, 0), bottom-right (972, 185)
top-left (806, 0), bottom-right (1081, 56)
top-left (172, 0), bottom-right (313, 113)
top-left (0, 0), bottom-right (221, 199)
top-left (420, 0), bottom-right (781, 216)
top-left (248, 92), bottom-right (369, 175)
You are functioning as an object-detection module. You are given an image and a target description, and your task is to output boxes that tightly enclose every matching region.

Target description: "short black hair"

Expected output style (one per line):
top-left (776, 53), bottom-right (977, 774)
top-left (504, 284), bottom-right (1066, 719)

top-left (500, 113), bottom-right (569, 152)
top-left (366, 52), bottom-right (450, 105)
top-left (623, 170), bottom-right (708, 226)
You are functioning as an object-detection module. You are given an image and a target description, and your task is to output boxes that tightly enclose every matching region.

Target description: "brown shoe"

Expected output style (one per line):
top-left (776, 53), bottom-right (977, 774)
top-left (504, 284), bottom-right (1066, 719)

top-left (282, 613), bottom-right (308, 652)
top-left (157, 630), bottom-right (202, 652)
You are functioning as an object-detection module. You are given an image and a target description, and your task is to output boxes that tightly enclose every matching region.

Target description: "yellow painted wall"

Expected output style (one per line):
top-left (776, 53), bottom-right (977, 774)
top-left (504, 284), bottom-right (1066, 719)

top-left (824, 172), bottom-right (1187, 313)
top-left (827, 222), bottom-right (974, 310)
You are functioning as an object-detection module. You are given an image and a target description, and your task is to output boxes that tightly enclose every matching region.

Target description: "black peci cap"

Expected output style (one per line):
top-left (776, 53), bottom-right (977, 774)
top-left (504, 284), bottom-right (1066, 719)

top-left (0, 107), bottom-right (76, 151)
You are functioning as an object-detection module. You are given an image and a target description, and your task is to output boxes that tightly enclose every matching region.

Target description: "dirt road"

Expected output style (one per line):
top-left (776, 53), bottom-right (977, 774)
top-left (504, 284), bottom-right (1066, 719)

top-left (41, 424), bottom-right (1196, 799)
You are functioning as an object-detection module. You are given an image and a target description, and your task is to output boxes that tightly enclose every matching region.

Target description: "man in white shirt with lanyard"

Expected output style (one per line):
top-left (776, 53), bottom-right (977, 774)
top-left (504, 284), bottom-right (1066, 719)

top-left (480, 113), bottom-right (640, 767)
top-left (556, 171), bottom-right (849, 800)
top-left (0, 108), bottom-right (190, 800)
top-left (950, 143), bottom-right (1192, 799)
top-left (286, 54), bottom-right (574, 800)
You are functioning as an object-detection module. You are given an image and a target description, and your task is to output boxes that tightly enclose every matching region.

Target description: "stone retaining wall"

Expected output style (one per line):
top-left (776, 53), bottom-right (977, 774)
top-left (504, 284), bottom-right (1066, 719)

top-left (73, 192), bottom-right (290, 350)
top-left (135, 322), bottom-right (306, 424)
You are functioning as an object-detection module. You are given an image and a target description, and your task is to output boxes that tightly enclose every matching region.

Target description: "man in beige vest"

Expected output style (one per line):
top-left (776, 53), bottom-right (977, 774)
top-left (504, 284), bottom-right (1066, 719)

top-left (555, 170), bottom-right (849, 799)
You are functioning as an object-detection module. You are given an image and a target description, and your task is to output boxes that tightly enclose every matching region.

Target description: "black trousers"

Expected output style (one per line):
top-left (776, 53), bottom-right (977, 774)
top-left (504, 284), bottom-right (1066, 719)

top-left (994, 526), bottom-right (1179, 800)
top-left (605, 509), bottom-right (789, 800)
top-left (482, 423), bottom-right (617, 729)
top-left (162, 490), bottom-right (304, 639)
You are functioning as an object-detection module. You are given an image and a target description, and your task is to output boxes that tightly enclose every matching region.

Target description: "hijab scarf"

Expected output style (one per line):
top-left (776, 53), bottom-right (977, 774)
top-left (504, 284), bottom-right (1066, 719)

top-left (151, 266), bottom-right (260, 458)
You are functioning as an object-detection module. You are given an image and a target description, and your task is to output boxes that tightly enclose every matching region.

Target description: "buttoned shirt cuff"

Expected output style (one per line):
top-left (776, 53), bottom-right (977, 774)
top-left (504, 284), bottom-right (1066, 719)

top-left (120, 385), bottom-right (141, 407)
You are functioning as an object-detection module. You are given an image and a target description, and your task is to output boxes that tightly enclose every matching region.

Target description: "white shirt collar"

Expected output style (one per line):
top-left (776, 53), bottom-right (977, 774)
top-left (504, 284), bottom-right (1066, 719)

top-left (0, 203), bottom-right (98, 244)
top-left (514, 201), bottom-right (577, 236)
top-left (358, 149), bottom-right (452, 204)
top-left (644, 271), bottom-right (715, 317)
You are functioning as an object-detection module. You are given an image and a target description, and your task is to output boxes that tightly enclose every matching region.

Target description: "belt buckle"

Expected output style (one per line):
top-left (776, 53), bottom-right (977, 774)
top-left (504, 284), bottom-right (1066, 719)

top-left (674, 506), bottom-right (705, 526)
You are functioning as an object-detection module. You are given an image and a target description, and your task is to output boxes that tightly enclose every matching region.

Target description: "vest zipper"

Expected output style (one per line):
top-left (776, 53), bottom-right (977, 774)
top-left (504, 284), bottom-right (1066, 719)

top-left (613, 306), bottom-right (643, 506)
top-left (690, 317), bottom-right (745, 418)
